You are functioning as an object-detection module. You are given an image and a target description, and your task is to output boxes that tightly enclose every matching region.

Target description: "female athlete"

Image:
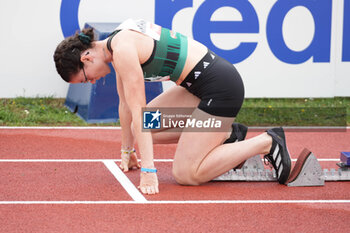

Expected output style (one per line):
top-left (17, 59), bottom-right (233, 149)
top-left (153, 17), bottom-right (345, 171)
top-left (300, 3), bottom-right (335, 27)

top-left (54, 19), bottom-right (291, 195)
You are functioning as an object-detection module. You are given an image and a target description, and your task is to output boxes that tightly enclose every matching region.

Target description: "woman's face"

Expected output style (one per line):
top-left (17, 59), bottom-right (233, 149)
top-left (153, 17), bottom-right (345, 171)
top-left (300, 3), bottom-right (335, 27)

top-left (70, 51), bottom-right (111, 84)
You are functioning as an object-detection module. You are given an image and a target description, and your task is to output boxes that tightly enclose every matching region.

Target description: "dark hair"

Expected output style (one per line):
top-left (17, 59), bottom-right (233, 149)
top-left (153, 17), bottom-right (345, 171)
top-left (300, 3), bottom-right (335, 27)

top-left (53, 28), bottom-right (95, 82)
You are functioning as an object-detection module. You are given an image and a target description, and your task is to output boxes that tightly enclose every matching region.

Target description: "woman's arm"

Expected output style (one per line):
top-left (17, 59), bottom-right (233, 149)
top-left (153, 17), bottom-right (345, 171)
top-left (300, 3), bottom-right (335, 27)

top-left (114, 66), bottom-right (140, 171)
top-left (114, 68), bottom-right (134, 150)
top-left (112, 30), bottom-right (158, 194)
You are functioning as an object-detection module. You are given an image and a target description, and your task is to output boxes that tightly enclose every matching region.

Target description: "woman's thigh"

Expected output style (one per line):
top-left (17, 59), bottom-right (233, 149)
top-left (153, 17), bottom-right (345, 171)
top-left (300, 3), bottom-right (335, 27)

top-left (172, 108), bottom-right (234, 184)
top-left (146, 85), bottom-right (200, 139)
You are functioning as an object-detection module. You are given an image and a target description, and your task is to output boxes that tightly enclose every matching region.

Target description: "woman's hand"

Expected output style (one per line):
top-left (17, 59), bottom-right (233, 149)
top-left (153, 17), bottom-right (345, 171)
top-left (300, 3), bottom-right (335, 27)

top-left (138, 172), bottom-right (159, 195)
top-left (119, 151), bottom-right (141, 172)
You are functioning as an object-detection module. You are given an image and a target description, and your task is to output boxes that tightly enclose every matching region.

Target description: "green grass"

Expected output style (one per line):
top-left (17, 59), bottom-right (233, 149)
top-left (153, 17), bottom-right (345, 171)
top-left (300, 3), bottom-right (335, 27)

top-left (236, 97), bottom-right (349, 127)
top-left (0, 97), bottom-right (349, 126)
top-left (0, 97), bottom-right (118, 126)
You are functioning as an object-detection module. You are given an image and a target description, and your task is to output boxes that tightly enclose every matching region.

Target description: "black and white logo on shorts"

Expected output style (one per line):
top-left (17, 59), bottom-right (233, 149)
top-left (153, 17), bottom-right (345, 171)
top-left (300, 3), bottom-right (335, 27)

top-left (194, 71), bottom-right (201, 79)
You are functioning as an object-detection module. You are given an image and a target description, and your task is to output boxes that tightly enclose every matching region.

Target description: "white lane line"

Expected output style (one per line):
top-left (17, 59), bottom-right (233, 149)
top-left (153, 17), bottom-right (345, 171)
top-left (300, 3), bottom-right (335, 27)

top-left (0, 200), bottom-right (349, 205)
top-left (0, 159), bottom-right (340, 162)
top-left (0, 126), bottom-right (121, 130)
top-left (0, 159), bottom-right (171, 162)
top-left (249, 126), bottom-right (349, 130)
top-left (0, 159), bottom-right (116, 162)
top-left (103, 160), bottom-right (147, 203)
top-left (0, 159), bottom-right (120, 162)
top-left (1, 126), bottom-right (349, 130)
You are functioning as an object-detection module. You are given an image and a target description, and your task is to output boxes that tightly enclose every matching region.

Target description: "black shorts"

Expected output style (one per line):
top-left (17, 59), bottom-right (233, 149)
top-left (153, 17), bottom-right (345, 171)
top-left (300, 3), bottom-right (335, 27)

top-left (180, 50), bottom-right (245, 117)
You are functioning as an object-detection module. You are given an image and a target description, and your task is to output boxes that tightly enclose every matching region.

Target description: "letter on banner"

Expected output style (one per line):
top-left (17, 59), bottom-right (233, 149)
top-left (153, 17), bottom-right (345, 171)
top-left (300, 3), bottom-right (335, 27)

top-left (193, 0), bottom-right (259, 63)
top-left (267, 0), bottom-right (332, 64)
top-left (343, 0), bottom-right (350, 62)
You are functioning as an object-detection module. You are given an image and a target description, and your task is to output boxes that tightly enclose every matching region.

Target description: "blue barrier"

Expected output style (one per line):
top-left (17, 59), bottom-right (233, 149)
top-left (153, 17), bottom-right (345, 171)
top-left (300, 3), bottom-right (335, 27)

top-left (65, 23), bottom-right (164, 123)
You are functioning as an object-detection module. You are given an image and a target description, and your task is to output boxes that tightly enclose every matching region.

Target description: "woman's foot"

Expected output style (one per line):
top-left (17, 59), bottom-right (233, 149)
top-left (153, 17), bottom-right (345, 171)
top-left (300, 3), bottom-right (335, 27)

top-left (264, 127), bottom-right (292, 184)
top-left (223, 123), bottom-right (248, 144)
top-left (224, 123), bottom-right (248, 169)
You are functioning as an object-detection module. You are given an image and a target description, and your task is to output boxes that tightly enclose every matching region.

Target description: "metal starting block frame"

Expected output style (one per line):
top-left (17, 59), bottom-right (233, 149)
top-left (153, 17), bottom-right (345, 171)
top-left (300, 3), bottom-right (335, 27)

top-left (213, 155), bottom-right (278, 182)
top-left (213, 148), bottom-right (350, 187)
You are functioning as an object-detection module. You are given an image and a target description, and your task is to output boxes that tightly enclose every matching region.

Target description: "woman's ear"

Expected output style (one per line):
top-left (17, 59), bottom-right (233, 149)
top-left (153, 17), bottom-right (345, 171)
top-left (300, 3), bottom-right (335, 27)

top-left (80, 51), bottom-right (92, 63)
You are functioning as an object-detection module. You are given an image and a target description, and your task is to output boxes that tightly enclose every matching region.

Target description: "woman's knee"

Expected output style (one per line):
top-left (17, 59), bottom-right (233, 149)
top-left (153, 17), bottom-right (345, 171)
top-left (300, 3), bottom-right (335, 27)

top-left (172, 165), bottom-right (200, 186)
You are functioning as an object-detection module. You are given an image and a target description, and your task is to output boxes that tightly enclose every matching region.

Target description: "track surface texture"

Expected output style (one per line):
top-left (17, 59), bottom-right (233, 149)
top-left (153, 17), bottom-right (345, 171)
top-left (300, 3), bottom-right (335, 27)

top-left (0, 127), bottom-right (349, 232)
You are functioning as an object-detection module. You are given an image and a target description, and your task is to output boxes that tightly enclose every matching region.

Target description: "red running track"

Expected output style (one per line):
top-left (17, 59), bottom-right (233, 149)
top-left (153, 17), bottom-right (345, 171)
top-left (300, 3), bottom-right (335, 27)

top-left (0, 127), bottom-right (349, 232)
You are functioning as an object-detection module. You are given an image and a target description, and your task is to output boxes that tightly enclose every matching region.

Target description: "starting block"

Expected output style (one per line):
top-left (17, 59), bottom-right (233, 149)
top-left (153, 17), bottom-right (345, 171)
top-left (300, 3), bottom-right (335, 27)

top-left (213, 148), bottom-right (350, 187)
top-left (213, 155), bottom-right (277, 182)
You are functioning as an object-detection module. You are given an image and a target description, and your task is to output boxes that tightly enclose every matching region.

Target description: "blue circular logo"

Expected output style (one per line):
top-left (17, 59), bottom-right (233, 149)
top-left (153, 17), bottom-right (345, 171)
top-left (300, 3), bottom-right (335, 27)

top-left (60, 0), bottom-right (81, 38)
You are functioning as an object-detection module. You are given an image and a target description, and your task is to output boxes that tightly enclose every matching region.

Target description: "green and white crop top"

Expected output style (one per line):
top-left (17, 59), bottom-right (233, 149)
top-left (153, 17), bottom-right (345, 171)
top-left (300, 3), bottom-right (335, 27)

top-left (106, 19), bottom-right (188, 83)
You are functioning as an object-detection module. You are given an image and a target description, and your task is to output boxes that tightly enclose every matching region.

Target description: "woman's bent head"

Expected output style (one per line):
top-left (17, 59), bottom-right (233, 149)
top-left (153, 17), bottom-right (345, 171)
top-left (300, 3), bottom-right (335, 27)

top-left (53, 28), bottom-right (94, 82)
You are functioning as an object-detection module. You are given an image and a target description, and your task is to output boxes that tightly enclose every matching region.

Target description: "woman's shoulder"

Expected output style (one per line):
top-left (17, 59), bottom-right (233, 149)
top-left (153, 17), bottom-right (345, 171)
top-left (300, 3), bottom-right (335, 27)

top-left (110, 29), bottom-right (154, 64)
top-left (109, 29), bottom-right (139, 51)
top-left (113, 29), bottom-right (137, 42)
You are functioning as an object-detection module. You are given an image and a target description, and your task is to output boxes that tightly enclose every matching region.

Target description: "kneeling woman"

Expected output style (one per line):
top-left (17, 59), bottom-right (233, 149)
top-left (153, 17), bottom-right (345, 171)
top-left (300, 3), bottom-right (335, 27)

top-left (54, 19), bottom-right (291, 195)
